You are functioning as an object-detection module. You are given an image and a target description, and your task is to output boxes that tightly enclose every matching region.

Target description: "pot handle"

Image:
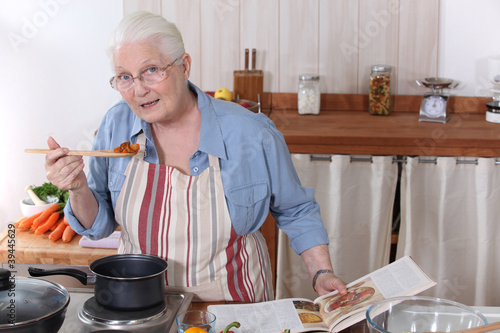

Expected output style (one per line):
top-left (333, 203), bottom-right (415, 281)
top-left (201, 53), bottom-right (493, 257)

top-left (28, 267), bottom-right (95, 285)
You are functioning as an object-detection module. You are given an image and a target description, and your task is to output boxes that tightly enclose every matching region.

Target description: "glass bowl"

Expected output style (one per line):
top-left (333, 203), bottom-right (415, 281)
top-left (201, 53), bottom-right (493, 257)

top-left (366, 296), bottom-right (488, 333)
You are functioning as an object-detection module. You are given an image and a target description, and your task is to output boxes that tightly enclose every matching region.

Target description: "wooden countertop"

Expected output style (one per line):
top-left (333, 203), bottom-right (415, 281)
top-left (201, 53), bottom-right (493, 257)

top-left (0, 221), bottom-right (116, 266)
top-left (266, 93), bottom-right (499, 157)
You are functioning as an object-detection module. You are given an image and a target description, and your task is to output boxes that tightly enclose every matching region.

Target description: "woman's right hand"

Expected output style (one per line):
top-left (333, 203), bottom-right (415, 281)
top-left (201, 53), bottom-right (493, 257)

top-left (45, 136), bottom-right (87, 192)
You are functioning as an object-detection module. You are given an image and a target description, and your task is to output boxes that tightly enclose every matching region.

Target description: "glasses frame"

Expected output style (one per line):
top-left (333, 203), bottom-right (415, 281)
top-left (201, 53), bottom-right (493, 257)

top-left (109, 57), bottom-right (181, 92)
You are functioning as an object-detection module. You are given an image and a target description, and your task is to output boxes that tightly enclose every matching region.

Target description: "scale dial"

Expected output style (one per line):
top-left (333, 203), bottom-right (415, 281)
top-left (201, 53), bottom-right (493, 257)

top-left (423, 95), bottom-right (446, 117)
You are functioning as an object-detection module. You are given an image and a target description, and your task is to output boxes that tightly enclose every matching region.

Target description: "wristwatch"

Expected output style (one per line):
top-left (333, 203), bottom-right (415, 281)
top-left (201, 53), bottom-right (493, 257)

top-left (312, 269), bottom-right (334, 291)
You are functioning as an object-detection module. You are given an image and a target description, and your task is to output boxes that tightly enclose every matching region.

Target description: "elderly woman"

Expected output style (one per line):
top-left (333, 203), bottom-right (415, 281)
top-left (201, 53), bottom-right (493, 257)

top-left (45, 12), bottom-right (346, 302)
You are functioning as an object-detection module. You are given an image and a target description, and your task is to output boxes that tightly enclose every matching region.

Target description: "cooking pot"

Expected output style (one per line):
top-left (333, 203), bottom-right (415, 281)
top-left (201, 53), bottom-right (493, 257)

top-left (28, 253), bottom-right (168, 311)
top-left (0, 268), bottom-right (70, 332)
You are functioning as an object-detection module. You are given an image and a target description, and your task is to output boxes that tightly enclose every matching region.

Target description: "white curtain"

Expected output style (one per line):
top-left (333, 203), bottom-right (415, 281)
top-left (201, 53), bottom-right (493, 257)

top-left (276, 154), bottom-right (399, 300)
top-left (397, 157), bottom-right (500, 306)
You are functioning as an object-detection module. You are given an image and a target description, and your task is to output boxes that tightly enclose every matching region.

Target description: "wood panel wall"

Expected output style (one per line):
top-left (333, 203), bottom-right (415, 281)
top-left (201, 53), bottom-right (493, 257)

top-left (123, 0), bottom-right (439, 95)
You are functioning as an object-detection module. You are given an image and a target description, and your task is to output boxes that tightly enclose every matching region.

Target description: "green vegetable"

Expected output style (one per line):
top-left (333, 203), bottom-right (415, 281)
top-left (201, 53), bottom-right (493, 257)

top-left (32, 182), bottom-right (69, 204)
top-left (221, 322), bottom-right (240, 333)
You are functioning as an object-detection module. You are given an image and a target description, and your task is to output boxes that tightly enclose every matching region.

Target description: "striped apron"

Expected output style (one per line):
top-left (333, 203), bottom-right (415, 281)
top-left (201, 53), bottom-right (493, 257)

top-left (114, 133), bottom-right (273, 302)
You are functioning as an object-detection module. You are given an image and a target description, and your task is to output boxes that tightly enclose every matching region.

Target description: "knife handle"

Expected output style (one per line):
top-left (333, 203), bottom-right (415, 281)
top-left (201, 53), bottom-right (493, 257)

top-left (244, 48), bottom-right (249, 71)
top-left (252, 48), bottom-right (256, 71)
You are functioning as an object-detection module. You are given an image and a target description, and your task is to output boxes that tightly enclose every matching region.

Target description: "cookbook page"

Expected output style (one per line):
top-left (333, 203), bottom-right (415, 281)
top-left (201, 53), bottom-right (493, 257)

top-left (313, 256), bottom-right (436, 331)
top-left (209, 298), bottom-right (329, 333)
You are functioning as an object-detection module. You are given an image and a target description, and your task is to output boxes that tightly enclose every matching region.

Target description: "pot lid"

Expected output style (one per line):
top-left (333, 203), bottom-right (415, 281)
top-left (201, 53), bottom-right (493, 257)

top-left (0, 268), bottom-right (70, 326)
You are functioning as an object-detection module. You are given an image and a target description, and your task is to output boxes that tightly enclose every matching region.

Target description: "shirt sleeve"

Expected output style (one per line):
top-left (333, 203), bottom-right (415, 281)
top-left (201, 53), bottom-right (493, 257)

top-left (262, 120), bottom-right (330, 254)
top-left (63, 112), bottom-right (121, 240)
top-left (64, 188), bottom-right (118, 240)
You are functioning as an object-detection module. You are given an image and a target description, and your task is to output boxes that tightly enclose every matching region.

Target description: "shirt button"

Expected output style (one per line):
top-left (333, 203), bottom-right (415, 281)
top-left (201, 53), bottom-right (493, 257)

top-left (110, 181), bottom-right (113, 186)
top-left (193, 167), bottom-right (199, 173)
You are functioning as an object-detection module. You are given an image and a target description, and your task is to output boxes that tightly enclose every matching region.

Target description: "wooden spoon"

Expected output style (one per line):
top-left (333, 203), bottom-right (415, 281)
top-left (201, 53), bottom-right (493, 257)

top-left (427, 321), bottom-right (500, 333)
top-left (25, 148), bottom-right (137, 157)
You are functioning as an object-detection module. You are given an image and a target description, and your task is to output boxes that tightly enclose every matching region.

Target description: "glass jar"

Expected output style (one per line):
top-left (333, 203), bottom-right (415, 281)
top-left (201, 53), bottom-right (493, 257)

top-left (369, 65), bottom-right (392, 115)
top-left (298, 74), bottom-right (320, 115)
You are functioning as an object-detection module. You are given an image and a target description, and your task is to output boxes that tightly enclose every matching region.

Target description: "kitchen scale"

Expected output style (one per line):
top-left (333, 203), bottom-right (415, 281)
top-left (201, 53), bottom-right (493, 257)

top-left (416, 77), bottom-right (459, 123)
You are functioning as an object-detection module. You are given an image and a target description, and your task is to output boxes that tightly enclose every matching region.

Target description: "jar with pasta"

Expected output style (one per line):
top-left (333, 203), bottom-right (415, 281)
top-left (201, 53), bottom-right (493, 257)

top-left (369, 65), bottom-right (392, 116)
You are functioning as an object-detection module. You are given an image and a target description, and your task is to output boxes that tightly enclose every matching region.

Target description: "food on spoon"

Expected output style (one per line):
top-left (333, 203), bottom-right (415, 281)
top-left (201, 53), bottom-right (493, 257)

top-left (113, 141), bottom-right (140, 154)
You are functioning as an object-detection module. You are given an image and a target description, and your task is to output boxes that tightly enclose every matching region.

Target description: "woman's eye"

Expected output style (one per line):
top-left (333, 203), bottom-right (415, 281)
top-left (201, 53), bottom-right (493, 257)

top-left (119, 74), bottom-right (132, 81)
top-left (144, 67), bottom-right (158, 75)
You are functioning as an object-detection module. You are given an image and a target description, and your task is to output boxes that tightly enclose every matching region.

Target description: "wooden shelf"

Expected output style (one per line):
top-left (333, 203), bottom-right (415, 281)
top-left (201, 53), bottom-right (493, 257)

top-left (267, 94), bottom-right (498, 157)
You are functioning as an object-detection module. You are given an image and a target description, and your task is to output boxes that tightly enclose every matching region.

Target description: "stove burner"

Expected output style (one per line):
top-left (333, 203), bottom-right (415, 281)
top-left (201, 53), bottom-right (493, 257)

top-left (79, 296), bottom-right (169, 326)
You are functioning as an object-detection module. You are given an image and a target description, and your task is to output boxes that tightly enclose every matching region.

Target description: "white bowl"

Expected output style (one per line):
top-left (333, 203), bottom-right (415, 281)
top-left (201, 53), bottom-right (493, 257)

top-left (20, 197), bottom-right (58, 217)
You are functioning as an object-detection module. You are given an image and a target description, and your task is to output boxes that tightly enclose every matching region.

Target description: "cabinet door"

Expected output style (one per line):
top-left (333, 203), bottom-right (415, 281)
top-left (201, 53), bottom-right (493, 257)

top-left (276, 154), bottom-right (398, 299)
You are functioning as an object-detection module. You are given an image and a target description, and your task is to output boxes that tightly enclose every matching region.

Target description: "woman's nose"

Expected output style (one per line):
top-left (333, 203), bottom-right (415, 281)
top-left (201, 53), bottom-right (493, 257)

top-left (133, 79), bottom-right (150, 96)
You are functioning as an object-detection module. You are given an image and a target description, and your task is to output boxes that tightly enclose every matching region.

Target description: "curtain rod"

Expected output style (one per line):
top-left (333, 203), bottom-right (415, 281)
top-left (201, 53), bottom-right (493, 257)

top-left (309, 155), bottom-right (500, 165)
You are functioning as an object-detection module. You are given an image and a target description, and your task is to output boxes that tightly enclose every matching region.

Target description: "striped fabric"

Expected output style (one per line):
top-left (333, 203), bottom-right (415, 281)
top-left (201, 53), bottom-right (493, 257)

top-left (115, 134), bottom-right (272, 302)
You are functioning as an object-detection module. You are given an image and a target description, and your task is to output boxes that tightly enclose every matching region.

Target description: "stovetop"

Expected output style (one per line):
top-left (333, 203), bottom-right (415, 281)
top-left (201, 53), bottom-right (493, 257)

top-left (59, 288), bottom-right (192, 333)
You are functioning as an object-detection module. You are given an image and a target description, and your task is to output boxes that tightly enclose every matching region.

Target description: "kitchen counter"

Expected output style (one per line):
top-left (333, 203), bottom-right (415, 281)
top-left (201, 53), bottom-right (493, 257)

top-left (0, 221), bottom-right (116, 266)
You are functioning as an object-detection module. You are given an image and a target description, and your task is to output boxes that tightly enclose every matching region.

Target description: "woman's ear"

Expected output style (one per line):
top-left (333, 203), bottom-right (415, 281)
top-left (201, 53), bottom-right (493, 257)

top-left (181, 53), bottom-right (191, 80)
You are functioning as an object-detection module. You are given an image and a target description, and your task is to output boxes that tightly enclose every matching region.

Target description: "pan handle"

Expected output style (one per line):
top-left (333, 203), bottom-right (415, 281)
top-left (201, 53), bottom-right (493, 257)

top-left (28, 267), bottom-right (96, 285)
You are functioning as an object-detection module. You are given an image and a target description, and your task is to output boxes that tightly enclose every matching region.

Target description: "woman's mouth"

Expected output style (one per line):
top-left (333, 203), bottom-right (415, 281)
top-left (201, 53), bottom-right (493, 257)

top-left (141, 99), bottom-right (159, 108)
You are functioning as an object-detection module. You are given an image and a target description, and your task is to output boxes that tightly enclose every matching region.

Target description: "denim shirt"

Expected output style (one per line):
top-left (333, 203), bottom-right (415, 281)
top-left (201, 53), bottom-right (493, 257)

top-left (65, 81), bottom-right (329, 254)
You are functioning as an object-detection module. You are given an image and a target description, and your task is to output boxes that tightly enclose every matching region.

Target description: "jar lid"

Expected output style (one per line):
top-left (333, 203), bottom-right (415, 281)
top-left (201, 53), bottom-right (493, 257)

top-left (299, 74), bottom-right (320, 81)
top-left (371, 65), bottom-right (392, 72)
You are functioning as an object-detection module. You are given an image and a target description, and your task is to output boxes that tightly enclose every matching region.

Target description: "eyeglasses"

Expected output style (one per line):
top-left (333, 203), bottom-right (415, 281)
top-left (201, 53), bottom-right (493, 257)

top-left (109, 57), bottom-right (180, 92)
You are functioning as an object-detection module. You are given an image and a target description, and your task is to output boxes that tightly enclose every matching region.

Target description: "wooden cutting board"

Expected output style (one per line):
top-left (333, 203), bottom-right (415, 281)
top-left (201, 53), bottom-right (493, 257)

top-left (0, 220), bottom-right (117, 266)
top-left (233, 48), bottom-right (263, 103)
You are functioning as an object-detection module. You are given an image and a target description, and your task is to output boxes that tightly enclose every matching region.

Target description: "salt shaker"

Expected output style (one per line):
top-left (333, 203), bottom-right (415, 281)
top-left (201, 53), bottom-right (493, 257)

top-left (298, 74), bottom-right (321, 115)
top-left (369, 65), bottom-right (392, 115)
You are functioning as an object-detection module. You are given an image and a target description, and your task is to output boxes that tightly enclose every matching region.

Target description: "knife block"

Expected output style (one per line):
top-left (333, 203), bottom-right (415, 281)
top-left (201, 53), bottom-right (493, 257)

top-left (233, 70), bottom-right (263, 102)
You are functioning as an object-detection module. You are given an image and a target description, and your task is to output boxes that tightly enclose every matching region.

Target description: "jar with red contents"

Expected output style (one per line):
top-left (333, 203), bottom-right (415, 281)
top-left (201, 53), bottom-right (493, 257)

top-left (369, 65), bottom-right (392, 115)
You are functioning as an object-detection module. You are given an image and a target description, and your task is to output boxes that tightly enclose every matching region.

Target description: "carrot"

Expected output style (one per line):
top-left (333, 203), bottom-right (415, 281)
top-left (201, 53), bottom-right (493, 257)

top-left (62, 216), bottom-right (69, 225)
top-left (31, 203), bottom-right (60, 231)
top-left (17, 212), bottom-right (43, 229)
top-left (62, 225), bottom-right (76, 243)
top-left (50, 219), bottom-right (62, 231)
top-left (49, 221), bottom-right (67, 242)
top-left (35, 212), bottom-right (60, 235)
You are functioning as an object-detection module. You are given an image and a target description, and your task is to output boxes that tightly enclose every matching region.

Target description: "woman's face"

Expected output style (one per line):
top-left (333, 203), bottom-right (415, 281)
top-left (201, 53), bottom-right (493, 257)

top-left (112, 41), bottom-right (191, 124)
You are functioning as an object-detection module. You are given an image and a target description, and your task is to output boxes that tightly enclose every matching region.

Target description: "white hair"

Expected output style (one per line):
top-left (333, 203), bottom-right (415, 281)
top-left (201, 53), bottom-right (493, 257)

top-left (108, 11), bottom-right (185, 64)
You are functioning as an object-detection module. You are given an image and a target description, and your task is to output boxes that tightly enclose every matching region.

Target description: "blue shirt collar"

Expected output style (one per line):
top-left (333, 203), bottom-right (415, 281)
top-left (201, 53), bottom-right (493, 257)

top-left (129, 81), bottom-right (227, 160)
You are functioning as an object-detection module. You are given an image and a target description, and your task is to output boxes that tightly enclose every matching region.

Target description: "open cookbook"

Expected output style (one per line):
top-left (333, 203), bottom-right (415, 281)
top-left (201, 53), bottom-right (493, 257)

top-left (208, 256), bottom-right (436, 333)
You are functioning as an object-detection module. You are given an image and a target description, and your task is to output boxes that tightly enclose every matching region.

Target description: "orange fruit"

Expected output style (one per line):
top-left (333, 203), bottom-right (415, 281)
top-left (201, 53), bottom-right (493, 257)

top-left (184, 328), bottom-right (208, 333)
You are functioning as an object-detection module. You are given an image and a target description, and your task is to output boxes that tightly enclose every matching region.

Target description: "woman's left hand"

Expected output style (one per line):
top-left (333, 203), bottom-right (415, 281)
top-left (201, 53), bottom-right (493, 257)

top-left (314, 271), bottom-right (347, 296)
top-left (300, 244), bottom-right (348, 295)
